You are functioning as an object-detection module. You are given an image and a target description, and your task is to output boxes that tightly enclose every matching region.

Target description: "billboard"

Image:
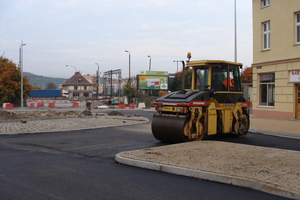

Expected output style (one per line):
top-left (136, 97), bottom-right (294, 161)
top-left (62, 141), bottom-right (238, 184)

top-left (137, 71), bottom-right (169, 90)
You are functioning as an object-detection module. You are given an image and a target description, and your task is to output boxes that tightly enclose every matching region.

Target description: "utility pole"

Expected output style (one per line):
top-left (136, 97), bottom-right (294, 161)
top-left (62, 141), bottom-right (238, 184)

top-left (95, 63), bottom-right (99, 98)
top-left (19, 41), bottom-right (26, 108)
top-left (234, 0), bottom-right (237, 62)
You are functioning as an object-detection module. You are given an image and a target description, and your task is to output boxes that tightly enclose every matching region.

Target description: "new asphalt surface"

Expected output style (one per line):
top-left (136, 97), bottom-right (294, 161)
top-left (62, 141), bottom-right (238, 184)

top-left (1, 107), bottom-right (300, 199)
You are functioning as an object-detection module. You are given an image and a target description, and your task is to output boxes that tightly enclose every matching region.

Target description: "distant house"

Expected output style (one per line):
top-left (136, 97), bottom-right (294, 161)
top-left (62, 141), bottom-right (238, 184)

top-left (61, 72), bottom-right (95, 99)
top-left (83, 74), bottom-right (103, 96)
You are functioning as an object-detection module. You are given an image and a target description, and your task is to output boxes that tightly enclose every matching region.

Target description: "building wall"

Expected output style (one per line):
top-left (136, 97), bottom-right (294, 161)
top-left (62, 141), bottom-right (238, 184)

top-left (253, 0), bottom-right (300, 63)
top-left (252, 0), bottom-right (300, 120)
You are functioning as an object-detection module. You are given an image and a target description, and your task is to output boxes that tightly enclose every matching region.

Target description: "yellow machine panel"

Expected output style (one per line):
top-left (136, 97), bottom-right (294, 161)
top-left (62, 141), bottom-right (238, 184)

top-left (207, 103), bottom-right (217, 135)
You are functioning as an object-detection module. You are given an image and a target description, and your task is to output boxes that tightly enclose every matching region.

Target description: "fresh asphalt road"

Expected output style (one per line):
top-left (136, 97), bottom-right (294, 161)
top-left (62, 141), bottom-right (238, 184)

top-left (0, 110), bottom-right (297, 200)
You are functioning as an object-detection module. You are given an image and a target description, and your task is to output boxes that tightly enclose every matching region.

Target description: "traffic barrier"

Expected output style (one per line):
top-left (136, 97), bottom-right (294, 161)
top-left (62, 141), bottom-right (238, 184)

top-left (72, 102), bottom-right (79, 107)
top-left (118, 104), bottom-right (126, 109)
top-left (48, 102), bottom-right (55, 108)
top-left (30, 103), bottom-right (34, 108)
top-left (37, 103), bottom-right (43, 108)
top-left (3, 103), bottom-right (8, 109)
top-left (138, 103), bottom-right (146, 109)
top-left (5, 103), bottom-right (13, 109)
top-left (129, 103), bottom-right (135, 109)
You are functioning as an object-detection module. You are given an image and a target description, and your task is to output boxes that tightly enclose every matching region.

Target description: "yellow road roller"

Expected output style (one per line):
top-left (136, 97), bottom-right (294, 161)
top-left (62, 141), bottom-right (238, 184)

top-left (151, 57), bottom-right (250, 143)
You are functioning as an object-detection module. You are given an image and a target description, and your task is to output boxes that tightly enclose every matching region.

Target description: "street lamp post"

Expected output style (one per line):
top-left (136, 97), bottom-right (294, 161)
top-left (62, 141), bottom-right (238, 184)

top-left (66, 65), bottom-right (77, 72)
top-left (125, 50), bottom-right (131, 81)
top-left (234, 0), bottom-right (237, 62)
top-left (173, 60), bottom-right (179, 72)
top-left (19, 41), bottom-right (26, 108)
top-left (95, 63), bottom-right (99, 98)
top-left (148, 55), bottom-right (151, 71)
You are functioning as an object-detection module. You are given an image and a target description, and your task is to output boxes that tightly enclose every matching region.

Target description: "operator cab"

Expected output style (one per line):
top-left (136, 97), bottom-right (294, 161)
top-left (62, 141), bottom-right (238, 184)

top-left (188, 60), bottom-right (243, 103)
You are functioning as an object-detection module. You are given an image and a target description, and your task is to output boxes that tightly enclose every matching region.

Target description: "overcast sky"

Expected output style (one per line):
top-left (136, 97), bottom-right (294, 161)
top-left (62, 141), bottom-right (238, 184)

top-left (0, 0), bottom-right (252, 79)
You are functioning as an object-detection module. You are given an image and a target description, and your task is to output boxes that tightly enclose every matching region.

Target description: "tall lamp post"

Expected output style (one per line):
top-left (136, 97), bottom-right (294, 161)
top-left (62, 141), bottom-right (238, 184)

top-left (125, 50), bottom-right (131, 81)
top-left (148, 55), bottom-right (151, 71)
top-left (173, 60), bottom-right (179, 72)
top-left (234, 0), bottom-right (237, 62)
top-left (95, 63), bottom-right (99, 98)
top-left (19, 41), bottom-right (26, 108)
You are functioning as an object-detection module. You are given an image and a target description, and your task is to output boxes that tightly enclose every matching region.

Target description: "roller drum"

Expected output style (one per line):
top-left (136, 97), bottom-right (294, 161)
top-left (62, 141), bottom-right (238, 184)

top-left (151, 114), bottom-right (187, 143)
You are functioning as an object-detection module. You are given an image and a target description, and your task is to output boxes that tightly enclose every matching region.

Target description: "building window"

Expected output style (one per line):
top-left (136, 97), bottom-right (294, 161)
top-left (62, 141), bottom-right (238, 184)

top-left (259, 73), bottom-right (275, 106)
top-left (296, 12), bottom-right (300, 44)
top-left (262, 0), bottom-right (270, 7)
top-left (263, 21), bottom-right (270, 50)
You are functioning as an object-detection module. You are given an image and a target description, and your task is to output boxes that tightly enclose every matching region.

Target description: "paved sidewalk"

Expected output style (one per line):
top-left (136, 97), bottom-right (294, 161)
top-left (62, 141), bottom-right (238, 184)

top-left (0, 115), bottom-right (149, 135)
top-left (249, 116), bottom-right (300, 139)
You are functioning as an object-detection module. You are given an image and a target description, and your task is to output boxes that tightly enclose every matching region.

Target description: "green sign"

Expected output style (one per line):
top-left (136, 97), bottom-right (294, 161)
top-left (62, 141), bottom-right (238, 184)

top-left (139, 71), bottom-right (168, 76)
top-left (138, 75), bottom-right (168, 90)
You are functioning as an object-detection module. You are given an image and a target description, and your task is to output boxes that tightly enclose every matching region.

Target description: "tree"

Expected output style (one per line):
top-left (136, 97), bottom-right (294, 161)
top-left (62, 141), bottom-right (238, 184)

top-left (241, 66), bottom-right (253, 83)
top-left (158, 90), bottom-right (168, 97)
top-left (122, 79), bottom-right (136, 104)
top-left (170, 69), bottom-right (192, 91)
top-left (45, 82), bottom-right (57, 89)
top-left (0, 56), bottom-right (32, 106)
top-left (32, 85), bottom-right (41, 89)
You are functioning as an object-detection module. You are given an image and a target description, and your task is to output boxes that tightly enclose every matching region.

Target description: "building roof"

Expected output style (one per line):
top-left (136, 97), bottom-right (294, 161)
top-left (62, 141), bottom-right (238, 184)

top-left (61, 72), bottom-right (95, 86)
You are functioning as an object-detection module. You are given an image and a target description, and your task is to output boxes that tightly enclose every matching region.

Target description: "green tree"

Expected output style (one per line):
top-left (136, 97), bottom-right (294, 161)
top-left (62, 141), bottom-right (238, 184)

top-left (241, 66), bottom-right (253, 83)
top-left (170, 69), bottom-right (192, 91)
top-left (45, 82), bottom-right (57, 89)
top-left (122, 79), bottom-right (136, 104)
top-left (0, 56), bottom-right (32, 106)
top-left (32, 85), bottom-right (41, 89)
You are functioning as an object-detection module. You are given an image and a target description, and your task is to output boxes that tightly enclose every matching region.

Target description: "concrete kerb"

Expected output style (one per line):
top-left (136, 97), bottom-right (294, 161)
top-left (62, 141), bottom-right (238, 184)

top-left (115, 153), bottom-right (300, 200)
top-left (249, 129), bottom-right (300, 140)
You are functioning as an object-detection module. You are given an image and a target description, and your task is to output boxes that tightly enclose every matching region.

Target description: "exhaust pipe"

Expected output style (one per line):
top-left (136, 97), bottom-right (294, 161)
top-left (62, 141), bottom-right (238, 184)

top-left (181, 61), bottom-right (185, 93)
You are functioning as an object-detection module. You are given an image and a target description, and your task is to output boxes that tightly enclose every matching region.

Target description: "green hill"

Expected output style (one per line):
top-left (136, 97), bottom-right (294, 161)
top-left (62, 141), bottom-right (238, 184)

top-left (24, 72), bottom-right (67, 89)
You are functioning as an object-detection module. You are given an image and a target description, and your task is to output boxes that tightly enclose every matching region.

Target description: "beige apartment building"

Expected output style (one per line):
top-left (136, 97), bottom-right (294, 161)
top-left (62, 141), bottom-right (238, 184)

top-left (252, 0), bottom-right (300, 120)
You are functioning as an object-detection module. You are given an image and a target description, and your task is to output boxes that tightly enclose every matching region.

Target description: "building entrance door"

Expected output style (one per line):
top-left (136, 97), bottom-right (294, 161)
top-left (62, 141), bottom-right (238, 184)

top-left (297, 84), bottom-right (300, 119)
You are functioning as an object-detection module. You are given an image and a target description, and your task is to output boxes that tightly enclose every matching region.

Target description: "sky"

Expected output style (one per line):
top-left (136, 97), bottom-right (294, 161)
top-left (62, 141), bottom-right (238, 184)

top-left (0, 0), bottom-right (253, 79)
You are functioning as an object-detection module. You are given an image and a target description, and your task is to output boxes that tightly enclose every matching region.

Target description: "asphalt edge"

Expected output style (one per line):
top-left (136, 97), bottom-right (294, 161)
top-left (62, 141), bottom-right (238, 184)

top-left (115, 153), bottom-right (300, 200)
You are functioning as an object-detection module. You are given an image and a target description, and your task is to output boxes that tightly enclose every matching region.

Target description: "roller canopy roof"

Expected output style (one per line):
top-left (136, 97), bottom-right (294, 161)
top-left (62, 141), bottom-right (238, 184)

top-left (187, 60), bottom-right (243, 67)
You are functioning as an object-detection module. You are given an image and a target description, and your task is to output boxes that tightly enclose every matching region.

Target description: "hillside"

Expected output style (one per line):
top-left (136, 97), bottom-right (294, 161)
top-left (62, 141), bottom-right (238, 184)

top-left (24, 72), bottom-right (67, 89)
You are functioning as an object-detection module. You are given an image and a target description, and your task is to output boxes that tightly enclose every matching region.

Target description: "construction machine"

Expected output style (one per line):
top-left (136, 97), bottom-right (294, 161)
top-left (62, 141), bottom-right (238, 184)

top-left (151, 55), bottom-right (250, 143)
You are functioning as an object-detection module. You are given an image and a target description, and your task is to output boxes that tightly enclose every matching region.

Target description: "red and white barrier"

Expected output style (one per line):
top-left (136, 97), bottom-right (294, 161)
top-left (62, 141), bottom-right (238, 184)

top-left (4, 103), bottom-right (14, 109)
top-left (118, 104), bottom-right (126, 109)
top-left (129, 103), bottom-right (135, 109)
